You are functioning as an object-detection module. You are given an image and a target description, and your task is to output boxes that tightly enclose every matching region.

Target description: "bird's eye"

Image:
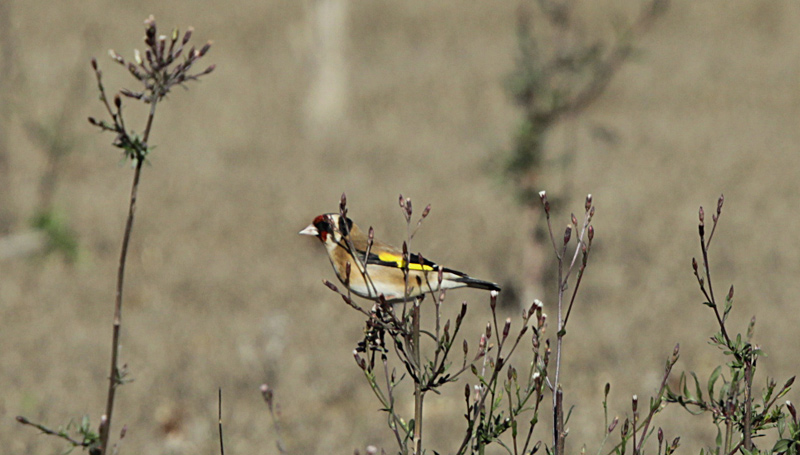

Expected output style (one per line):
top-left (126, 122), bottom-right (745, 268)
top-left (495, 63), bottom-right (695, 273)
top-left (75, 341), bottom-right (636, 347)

top-left (314, 215), bottom-right (332, 234)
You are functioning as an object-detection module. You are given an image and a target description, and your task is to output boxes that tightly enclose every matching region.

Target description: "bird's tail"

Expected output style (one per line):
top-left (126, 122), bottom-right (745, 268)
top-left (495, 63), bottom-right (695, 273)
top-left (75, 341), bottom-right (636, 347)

top-left (453, 276), bottom-right (501, 292)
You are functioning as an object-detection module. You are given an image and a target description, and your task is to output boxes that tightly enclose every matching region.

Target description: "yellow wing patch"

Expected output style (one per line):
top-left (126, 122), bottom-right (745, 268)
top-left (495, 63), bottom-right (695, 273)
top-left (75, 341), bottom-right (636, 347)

top-left (378, 252), bottom-right (434, 271)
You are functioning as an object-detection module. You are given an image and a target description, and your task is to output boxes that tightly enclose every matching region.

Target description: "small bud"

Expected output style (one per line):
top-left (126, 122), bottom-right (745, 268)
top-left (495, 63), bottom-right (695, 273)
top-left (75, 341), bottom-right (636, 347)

top-left (787, 401), bottom-right (797, 422)
top-left (443, 319), bottom-right (450, 336)
top-left (92, 57), bottom-right (99, 69)
top-left (114, 94), bottom-right (122, 108)
top-left (120, 424), bottom-right (127, 439)
top-left (479, 334), bottom-right (487, 351)
top-left (608, 416), bottom-right (619, 433)
top-left (422, 204), bottom-right (431, 219)
top-left (585, 194), bottom-right (592, 211)
top-left (463, 339), bottom-right (468, 355)
top-left (717, 194), bottom-right (724, 214)
top-left (398, 194), bottom-right (405, 208)
top-left (490, 293), bottom-right (497, 312)
top-left (503, 318), bottom-right (511, 340)
top-left (589, 205), bottom-right (595, 218)
top-left (658, 428), bottom-right (664, 444)
top-left (563, 225), bottom-right (572, 244)
top-left (571, 213), bottom-right (578, 227)
top-left (199, 42), bottom-right (211, 57)
top-left (486, 322), bottom-right (492, 339)
top-left (183, 27), bottom-right (194, 45)
top-left (464, 383), bottom-right (470, 399)
top-left (632, 394), bottom-right (638, 412)
top-left (323, 280), bottom-right (339, 292)
top-left (692, 257), bottom-right (698, 272)
top-left (699, 206), bottom-right (705, 225)
top-left (727, 285), bottom-right (734, 301)
top-left (604, 382), bottom-right (610, 397)
top-left (588, 225), bottom-right (594, 241)
top-left (368, 226), bottom-right (374, 242)
top-left (340, 192), bottom-right (347, 210)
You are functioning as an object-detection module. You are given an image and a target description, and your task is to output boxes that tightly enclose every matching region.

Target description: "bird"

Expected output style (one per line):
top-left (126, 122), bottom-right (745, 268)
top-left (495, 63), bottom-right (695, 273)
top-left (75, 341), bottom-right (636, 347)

top-left (300, 213), bottom-right (501, 303)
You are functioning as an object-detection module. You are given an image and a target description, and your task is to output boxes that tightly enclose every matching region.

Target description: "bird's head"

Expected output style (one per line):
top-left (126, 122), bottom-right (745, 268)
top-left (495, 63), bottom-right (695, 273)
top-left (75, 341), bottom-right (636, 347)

top-left (299, 213), bottom-right (355, 247)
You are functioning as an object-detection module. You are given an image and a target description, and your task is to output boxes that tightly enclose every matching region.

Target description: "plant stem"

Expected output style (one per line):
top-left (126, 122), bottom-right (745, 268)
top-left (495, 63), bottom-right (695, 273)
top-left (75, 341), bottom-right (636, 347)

top-left (413, 300), bottom-right (424, 455)
top-left (99, 98), bottom-right (158, 455)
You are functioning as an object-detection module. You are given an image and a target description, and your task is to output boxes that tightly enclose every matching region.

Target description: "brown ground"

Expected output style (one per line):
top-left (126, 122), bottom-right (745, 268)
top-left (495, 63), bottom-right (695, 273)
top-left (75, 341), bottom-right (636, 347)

top-left (2, 1), bottom-right (800, 454)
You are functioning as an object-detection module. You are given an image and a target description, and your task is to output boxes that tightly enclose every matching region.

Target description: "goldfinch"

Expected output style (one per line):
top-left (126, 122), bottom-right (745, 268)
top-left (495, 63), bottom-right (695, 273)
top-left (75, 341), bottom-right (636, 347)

top-left (300, 213), bottom-right (501, 302)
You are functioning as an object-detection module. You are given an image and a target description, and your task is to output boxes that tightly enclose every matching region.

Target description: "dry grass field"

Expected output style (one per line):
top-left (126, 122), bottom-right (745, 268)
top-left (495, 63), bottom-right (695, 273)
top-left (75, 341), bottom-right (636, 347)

top-left (2, 1), bottom-right (800, 454)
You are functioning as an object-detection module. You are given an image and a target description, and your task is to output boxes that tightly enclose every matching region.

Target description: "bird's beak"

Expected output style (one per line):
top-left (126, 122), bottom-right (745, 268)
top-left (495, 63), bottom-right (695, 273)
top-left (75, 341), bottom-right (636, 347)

top-left (299, 224), bottom-right (319, 236)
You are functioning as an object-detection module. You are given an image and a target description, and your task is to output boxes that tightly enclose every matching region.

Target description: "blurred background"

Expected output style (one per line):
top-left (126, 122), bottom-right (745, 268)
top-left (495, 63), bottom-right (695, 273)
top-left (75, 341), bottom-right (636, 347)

top-left (2, 1), bottom-right (800, 454)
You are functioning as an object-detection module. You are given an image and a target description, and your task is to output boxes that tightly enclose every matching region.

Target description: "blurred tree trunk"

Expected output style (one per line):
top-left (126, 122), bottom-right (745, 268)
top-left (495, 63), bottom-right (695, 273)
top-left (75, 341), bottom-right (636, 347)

top-left (305, 0), bottom-right (349, 140)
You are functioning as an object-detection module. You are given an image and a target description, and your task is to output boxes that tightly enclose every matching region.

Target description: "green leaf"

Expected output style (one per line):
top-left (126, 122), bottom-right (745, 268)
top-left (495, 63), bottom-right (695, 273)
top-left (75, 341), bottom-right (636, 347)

top-left (708, 366), bottom-right (722, 399)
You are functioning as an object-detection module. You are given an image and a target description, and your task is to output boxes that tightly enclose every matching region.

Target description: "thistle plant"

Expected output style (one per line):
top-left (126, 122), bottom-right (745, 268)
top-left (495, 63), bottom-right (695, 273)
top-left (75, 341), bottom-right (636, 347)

top-left (16, 16), bottom-right (213, 455)
top-left (666, 195), bottom-right (798, 455)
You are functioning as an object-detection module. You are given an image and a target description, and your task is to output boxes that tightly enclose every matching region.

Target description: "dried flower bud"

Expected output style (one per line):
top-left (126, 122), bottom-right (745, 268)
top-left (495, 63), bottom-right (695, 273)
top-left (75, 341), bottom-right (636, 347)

top-left (463, 339), bottom-right (468, 355)
top-left (323, 280), bottom-right (339, 292)
top-left (464, 383), bottom-right (471, 400)
top-left (502, 318), bottom-right (511, 340)
top-left (563, 225), bottom-right (572, 244)
top-left (608, 416), bottom-right (619, 433)
top-left (604, 382), bottom-right (610, 397)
